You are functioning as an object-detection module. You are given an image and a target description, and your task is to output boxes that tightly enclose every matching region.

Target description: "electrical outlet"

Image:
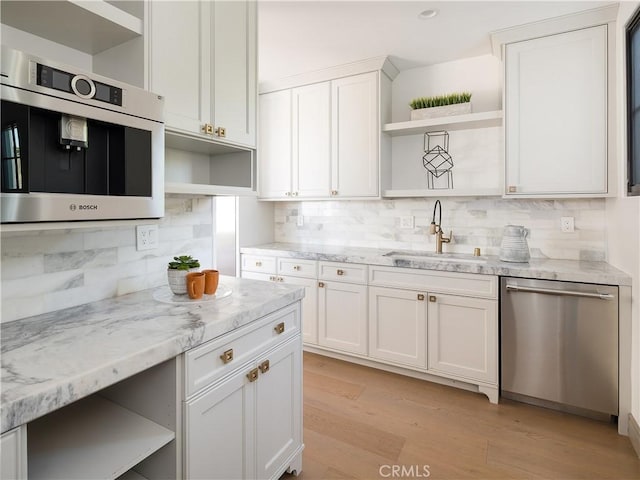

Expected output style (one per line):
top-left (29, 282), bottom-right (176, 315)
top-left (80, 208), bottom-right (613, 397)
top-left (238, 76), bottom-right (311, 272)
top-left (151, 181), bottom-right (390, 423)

top-left (400, 216), bottom-right (415, 229)
top-left (560, 216), bottom-right (575, 233)
top-left (297, 215), bottom-right (304, 227)
top-left (136, 224), bottom-right (159, 251)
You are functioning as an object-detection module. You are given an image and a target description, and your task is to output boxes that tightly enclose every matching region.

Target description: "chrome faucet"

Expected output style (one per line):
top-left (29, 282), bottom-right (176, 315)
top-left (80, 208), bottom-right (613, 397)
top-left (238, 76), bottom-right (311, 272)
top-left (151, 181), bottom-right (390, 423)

top-left (429, 199), bottom-right (451, 254)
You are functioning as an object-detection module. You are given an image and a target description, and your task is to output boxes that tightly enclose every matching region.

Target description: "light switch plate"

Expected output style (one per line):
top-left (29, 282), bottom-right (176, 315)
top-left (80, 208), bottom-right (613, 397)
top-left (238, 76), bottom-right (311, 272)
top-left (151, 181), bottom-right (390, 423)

top-left (136, 224), bottom-right (159, 251)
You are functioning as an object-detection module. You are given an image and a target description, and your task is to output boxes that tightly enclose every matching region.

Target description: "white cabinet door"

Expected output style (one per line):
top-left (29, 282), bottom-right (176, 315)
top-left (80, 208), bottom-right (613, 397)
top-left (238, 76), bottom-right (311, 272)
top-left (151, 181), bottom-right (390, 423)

top-left (369, 286), bottom-right (427, 369)
top-left (184, 366), bottom-right (255, 480)
top-left (505, 25), bottom-right (607, 195)
top-left (427, 294), bottom-right (498, 384)
top-left (149, 0), bottom-right (210, 134)
top-left (1, 426), bottom-right (27, 480)
top-left (292, 82), bottom-right (332, 198)
top-left (212, 0), bottom-right (257, 147)
top-left (255, 338), bottom-right (302, 480)
top-left (318, 281), bottom-right (368, 355)
top-left (258, 90), bottom-right (292, 198)
top-left (280, 275), bottom-right (319, 345)
top-left (331, 72), bottom-right (379, 198)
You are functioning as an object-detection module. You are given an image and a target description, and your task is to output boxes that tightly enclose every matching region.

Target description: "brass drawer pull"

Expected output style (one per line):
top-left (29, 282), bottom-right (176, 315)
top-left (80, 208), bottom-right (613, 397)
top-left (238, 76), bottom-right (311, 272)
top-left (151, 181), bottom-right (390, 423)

top-left (269, 276), bottom-right (276, 281)
top-left (220, 349), bottom-right (234, 364)
top-left (274, 322), bottom-right (285, 334)
top-left (318, 282), bottom-right (325, 288)
top-left (259, 360), bottom-right (270, 374)
top-left (293, 265), bottom-right (301, 271)
top-left (246, 368), bottom-right (259, 382)
top-left (215, 126), bottom-right (226, 137)
top-left (417, 294), bottom-right (425, 301)
top-left (337, 269), bottom-right (344, 276)
top-left (255, 261), bottom-right (262, 267)
top-left (202, 123), bottom-right (214, 134)
top-left (429, 295), bottom-right (437, 302)
top-left (331, 190), bottom-right (338, 196)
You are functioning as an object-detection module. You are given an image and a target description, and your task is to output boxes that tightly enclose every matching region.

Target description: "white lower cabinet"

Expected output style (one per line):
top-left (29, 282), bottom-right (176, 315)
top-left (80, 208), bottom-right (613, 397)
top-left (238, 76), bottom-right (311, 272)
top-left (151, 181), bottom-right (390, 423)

top-left (281, 276), bottom-right (318, 345)
top-left (369, 286), bottom-right (427, 369)
top-left (183, 302), bottom-right (303, 480)
top-left (318, 280), bottom-right (368, 355)
top-left (1, 426), bottom-right (27, 480)
top-left (427, 293), bottom-right (498, 384)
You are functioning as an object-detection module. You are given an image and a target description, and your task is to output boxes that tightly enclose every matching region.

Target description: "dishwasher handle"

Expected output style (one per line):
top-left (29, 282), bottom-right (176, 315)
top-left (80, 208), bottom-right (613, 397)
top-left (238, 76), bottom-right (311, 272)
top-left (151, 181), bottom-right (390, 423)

top-left (505, 284), bottom-right (615, 300)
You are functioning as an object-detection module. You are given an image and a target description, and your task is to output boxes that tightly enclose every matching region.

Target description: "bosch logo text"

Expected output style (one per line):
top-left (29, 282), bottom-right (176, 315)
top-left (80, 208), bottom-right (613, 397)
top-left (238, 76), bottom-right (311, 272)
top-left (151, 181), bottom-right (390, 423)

top-left (69, 204), bottom-right (98, 211)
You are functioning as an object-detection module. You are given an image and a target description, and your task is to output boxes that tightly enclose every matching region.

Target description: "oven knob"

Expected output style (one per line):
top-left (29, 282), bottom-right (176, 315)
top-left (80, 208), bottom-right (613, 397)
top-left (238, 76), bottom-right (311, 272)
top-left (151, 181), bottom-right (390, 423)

top-left (71, 75), bottom-right (96, 99)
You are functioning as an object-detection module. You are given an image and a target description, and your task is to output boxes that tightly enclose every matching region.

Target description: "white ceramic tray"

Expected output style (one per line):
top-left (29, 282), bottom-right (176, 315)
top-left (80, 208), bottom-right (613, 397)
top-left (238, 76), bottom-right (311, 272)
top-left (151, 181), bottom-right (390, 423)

top-left (153, 284), bottom-right (232, 304)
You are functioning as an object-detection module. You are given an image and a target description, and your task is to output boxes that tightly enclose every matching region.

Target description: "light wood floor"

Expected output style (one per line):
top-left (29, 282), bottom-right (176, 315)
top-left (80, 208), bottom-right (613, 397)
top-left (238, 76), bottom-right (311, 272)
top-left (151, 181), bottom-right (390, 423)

top-left (284, 352), bottom-right (640, 480)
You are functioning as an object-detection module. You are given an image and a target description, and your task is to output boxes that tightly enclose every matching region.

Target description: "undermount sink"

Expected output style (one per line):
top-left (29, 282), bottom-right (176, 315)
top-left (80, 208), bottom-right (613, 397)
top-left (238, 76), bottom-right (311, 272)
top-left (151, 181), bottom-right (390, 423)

top-left (383, 250), bottom-right (487, 263)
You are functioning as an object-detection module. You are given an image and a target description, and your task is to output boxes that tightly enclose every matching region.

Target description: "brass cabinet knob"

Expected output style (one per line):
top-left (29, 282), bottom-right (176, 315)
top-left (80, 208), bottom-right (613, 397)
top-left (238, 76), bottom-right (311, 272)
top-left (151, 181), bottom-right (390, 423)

top-left (215, 126), bottom-right (226, 137)
top-left (246, 368), bottom-right (259, 382)
top-left (255, 261), bottom-right (262, 267)
top-left (269, 276), bottom-right (276, 281)
top-left (336, 269), bottom-right (344, 276)
top-left (417, 294), bottom-right (425, 301)
top-left (508, 186), bottom-right (517, 193)
top-left (278, 276), bottom-right (284, 282)
top-left (274, 322), bottom-right (285, 334)
top-left (220, 349), bottom-right (234, 364)
top-left (285, 192), bottom-right (291, 196)
top-left (292, 192), bottom-right (298, 196)
top-left (293, 265), bottom-right (301, 271)
top-left (202, 123), bottom-right (214, 135)
top-left (318, 282), bottom-right (325, 288)
top-left (331, 190), bottom-right (338, 196)
top-left (258, 360), bottom-right (270, 374)
top-left (429, 295), bottom-right (437, 302)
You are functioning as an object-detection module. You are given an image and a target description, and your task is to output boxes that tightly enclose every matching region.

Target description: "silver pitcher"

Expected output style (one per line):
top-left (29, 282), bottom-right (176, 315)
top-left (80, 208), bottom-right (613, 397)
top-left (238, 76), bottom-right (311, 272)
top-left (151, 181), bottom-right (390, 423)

top-left (499, 225), bottom-right (530, 263)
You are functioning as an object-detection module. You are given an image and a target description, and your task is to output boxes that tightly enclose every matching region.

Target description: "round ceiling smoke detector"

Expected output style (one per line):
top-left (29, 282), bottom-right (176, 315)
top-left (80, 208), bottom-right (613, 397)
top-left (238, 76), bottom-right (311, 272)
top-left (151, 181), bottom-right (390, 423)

top-left (418, 9), bottom-right (438, 19)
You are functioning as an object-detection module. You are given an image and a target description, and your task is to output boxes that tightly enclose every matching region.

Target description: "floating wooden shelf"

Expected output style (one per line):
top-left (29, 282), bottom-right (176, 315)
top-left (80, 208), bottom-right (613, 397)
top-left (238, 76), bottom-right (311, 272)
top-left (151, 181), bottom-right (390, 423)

top-left (383, 110), bottom-right (503, 136)
top-left (28, 395), bottom-right (174, 480)
top-left (1, 0), bottom-right (143, 54)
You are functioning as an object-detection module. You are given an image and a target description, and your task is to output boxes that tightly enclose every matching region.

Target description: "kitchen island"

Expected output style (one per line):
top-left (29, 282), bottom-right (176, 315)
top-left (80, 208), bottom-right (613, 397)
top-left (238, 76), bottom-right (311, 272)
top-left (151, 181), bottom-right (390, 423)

top-left (1, 276), bottom-right (305, 479)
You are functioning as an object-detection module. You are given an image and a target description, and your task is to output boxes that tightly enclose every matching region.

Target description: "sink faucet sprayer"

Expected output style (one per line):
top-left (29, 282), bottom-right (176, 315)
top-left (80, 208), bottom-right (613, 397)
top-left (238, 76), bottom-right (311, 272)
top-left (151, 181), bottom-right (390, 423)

top-left (429, 199), bottom-right (451, 254)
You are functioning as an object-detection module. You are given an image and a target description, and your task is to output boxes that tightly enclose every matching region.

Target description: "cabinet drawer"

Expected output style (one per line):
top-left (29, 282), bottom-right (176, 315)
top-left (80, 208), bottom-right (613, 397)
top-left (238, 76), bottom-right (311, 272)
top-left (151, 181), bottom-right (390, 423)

top-left (369, 265), bottom-right (497, 299)
top-left (241, 254), bottom-right (277, 274)
top-left (185, 303), bottom-right (300, 397)
top-left (318, 261), bottom-right (367, 284)
top-left (277, 258), bottom-right (317, 278)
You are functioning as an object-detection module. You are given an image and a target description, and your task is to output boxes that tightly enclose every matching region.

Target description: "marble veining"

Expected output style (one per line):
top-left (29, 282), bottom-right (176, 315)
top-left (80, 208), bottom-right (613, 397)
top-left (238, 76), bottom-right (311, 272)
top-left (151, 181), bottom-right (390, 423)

top-left (0, 276), bottom-right (304, 433)
top-left (241, 242), bottom-right (632, 286)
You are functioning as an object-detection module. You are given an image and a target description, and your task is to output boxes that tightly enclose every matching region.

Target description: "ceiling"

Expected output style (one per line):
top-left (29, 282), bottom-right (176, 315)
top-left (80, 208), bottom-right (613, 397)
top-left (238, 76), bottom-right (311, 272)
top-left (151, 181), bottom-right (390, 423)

top-left (258, 0), bottom-right (614, 83)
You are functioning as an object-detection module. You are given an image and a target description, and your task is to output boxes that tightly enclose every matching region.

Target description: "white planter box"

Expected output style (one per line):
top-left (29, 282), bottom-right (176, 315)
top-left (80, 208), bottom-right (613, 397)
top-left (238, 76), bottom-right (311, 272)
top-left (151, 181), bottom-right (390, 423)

top-left (410, 102), bottom-right (472, 121)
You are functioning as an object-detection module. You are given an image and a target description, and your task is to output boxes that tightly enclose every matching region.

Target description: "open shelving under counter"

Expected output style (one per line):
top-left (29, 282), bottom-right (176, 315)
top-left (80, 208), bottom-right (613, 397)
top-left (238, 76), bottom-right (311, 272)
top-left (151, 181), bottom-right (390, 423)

top-left (383, 110), bottom-right (503, 136)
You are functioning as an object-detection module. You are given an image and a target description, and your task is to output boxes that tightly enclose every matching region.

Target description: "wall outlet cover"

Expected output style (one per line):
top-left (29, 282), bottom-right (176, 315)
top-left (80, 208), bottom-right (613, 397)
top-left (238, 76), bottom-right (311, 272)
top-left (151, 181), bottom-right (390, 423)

top-left (400, 216), bottom-right (415, 229)
top-left (560, 216), bottom-right (575, 233)
top-left (297, 215), bottom-right (304, 227)
top-left (136, 224), bottom-right (159, 251)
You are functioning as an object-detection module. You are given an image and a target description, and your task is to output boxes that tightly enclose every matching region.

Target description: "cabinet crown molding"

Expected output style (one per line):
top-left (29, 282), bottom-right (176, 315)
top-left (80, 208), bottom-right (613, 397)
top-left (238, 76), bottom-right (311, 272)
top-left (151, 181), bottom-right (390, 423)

top-left (490, 4), bottom-right (619, 59)
top-left (259, 55), bottom-right (398, 94)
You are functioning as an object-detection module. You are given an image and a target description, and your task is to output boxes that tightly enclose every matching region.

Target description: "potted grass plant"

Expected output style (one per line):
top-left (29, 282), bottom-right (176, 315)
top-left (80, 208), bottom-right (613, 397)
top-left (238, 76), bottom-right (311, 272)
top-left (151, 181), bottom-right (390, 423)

top-left (167, 255), bottom-right (200, 294)
top-left (409, 92), bottom-right (472, 120)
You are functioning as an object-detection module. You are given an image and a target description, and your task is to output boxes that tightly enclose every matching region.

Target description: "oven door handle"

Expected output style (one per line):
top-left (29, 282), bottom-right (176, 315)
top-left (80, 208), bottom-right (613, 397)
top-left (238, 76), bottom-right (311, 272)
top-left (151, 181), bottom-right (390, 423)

top-left (505, 284), bottom-right (615, 300)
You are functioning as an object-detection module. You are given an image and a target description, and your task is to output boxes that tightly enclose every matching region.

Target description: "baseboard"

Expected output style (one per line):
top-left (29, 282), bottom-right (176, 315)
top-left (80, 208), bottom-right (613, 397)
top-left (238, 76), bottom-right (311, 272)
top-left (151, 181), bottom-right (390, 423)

top-left (629, 413), bottom-right (640, 458)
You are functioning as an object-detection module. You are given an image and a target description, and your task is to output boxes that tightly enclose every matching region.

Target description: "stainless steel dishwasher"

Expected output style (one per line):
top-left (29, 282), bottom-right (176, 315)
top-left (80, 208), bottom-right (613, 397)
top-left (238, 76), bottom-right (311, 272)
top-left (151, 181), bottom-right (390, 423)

top-left (501, 277), bottom-right (618, 418)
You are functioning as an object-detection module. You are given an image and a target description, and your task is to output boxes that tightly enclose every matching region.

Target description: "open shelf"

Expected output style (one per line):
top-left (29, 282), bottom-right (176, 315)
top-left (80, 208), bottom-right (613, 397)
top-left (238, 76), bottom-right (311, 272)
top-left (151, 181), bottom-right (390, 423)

top-left (28, 395), bottom-right (174, 480)
top-left (0, 0), bottom-right (143, 54)
top-left (165, 182), bottom-right (257, 196)
top-left (383, 110), bottom-right (503, 136)
top-left (383, 188), bottom-right (503, 198)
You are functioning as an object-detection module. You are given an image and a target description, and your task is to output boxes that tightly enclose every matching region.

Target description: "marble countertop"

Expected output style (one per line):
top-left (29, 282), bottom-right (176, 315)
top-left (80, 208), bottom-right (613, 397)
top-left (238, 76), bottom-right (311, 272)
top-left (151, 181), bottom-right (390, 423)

top-left (241, 242), bottom-right (632, 286)
top-left (0, 276), bottom-right (304, 433)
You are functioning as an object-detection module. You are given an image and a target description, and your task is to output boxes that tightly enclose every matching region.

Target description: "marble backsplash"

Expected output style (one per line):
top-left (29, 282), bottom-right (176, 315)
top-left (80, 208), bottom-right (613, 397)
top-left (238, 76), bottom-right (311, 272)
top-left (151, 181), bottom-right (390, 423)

top-left (1, 195), bottom-right (214, 323)
top-left (275, 197), bottom-right (607, 262)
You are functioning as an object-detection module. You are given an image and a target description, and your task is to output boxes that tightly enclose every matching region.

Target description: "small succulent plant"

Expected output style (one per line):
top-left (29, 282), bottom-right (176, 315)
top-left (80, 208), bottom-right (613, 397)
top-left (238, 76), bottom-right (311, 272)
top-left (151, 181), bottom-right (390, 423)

top-left (168, 255), bottom-right (200, 270)
top-left (409, 92), bottom-right (472, 110)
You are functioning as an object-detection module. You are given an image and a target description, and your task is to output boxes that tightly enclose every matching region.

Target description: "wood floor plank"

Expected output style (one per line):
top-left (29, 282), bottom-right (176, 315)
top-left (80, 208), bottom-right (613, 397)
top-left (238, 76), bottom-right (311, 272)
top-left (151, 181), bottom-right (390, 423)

top-left (281, 352), bottom-right (640, 480)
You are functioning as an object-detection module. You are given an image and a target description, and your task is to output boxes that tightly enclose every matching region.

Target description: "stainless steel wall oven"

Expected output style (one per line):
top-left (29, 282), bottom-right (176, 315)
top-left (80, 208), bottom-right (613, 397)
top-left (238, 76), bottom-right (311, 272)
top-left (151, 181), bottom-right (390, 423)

top-left (1, 47), bottom-right (164, 223)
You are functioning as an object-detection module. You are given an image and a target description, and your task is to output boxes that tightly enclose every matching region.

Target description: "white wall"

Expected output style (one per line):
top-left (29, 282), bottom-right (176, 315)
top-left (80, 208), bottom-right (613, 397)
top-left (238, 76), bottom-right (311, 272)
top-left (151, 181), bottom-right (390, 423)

top-left (609, 1), bottom-right (640, 426)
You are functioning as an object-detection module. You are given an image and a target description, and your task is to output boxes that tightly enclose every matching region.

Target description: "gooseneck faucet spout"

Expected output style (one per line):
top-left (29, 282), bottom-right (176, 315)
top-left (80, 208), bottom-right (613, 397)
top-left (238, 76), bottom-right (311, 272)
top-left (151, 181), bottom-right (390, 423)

top-left (429, 199), bottom-right (451, 253)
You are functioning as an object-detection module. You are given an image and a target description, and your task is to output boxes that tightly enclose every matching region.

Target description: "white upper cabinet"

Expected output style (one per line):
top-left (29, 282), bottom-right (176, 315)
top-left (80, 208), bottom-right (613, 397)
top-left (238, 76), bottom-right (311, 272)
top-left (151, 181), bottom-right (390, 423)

top-left (331, 72), bottom-right (379, 198)
top-left (504, 25), bottom-right (608, 196)
top-left (258, 89), bottom-right (292, 198)
top-left (292, 82), bottom-right (332, 198)
top-left (149, 0), bottom-right (257, 149)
